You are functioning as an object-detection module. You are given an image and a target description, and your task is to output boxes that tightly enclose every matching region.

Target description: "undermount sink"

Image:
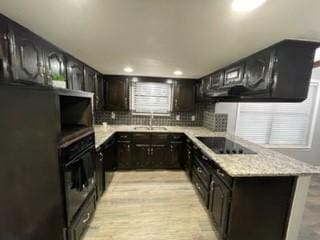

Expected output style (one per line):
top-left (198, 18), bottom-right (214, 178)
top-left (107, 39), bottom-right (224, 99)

top-left (150, 126), bottom-right (167, 131)
top-left (133, 126), bottom-right (168, 131)
top-left (134, 126), bottom-right (151, 130)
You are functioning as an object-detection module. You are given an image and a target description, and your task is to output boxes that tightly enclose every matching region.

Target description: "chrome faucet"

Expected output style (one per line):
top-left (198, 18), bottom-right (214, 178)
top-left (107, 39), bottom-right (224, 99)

top-left (149, 112), bottom-right (154, 128)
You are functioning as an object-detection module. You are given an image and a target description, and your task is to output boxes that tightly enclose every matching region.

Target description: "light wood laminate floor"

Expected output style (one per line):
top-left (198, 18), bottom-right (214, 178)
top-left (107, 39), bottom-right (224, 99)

top-left (83, 171), bottom-right (320, 240)
top-left (84, 171), bottom-right (218, 240)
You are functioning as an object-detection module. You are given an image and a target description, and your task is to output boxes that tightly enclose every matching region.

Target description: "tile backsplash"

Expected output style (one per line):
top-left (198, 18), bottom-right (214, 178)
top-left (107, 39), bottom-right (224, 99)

top-left (95, 103), bottom-right (228, 131)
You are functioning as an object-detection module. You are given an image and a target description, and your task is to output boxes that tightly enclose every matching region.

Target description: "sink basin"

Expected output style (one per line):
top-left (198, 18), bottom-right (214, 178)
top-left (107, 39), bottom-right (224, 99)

top-left (150, 126), bottom-right (167, 131)
top-left (134, 126), bottom-right (151, 130)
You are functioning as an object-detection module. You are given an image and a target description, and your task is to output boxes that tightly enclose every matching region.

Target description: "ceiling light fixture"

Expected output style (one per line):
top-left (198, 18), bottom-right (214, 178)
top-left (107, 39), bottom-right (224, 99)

top-left (173, 70), bottom-right (183, 76)
top-left (232, 0), bottom-right (266, 12)
top-left (124, 66), bottom-right (134, 73)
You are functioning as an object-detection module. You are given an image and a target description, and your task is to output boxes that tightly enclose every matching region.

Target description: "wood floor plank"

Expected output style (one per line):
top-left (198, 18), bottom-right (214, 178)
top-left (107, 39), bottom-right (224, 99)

top-left (83, 171), bottom-right (218, 240)
top-left (83, 171), bottom-right (320, 240)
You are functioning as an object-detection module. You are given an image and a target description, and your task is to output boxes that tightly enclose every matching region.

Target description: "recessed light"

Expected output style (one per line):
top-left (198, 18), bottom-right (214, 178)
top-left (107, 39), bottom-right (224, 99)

top-left (173, 70), bottom-right (183, 76)
top-left (232, 0), bottom-right (266, 12)
top-left (124, 66), bottom-right (134, 73)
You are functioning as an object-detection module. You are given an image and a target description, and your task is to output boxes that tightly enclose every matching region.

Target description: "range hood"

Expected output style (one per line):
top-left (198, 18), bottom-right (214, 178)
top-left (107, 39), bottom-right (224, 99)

top-left (199, 40), bottom-right (319, 102)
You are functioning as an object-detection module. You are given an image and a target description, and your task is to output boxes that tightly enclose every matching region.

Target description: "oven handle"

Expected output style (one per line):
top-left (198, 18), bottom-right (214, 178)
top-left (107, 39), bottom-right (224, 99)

top-left (65, 146), bottom-right (94, 167)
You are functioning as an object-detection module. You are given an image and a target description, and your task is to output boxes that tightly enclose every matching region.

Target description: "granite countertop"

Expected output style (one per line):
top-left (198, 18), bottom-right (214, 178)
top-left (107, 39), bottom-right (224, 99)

top-left (94, 124), bottom-right (320, 177)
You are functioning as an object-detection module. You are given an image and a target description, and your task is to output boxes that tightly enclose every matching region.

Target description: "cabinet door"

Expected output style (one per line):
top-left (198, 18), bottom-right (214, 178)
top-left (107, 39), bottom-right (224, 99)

top-left (166, 142), bottom-right (183, 169)
top-left (84, 65), bottom-right (96, 93)
top-left (172, 81), bottom-right (195, 112)
top-left (224, 62), bottom-right (245, 87)
top-left (117, 142), bottom-right (133, 170)
top-left (95, 74), bottom-right (105, 111)
top-left (134, 144), bottom-right (150, 169)
top-left (0, 16), bottom-right (13, 82)
top-left (244, 50), bottom-right (274, 92)
top-left (210, 71), bottom-right (224, 90)
top-left (43, 45), bottom-right (66, 88)
top-left (95, 149), bottom-right (105, 199)
top-left (150, 144), bottom-right (167, 169)
top-left (66, 56), bottom-right (84, 90)
top-left (11, 24), bottom-right (45, 85)
top-left (104, 76), bottom-right (129, 110)
top-left (209, 174), bottom-right (231, 238)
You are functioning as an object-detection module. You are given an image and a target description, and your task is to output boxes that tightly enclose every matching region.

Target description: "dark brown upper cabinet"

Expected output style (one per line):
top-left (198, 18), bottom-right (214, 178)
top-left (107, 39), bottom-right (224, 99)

top-left (43, 44), bottom-right (66, 87)
top-left (10, 23), bottom-right (46, 85)
top-left (95, 73), bottom-right (105, 111)
top-left (66, 56), bottom-right (84, 91)
top-left (0, 15), bottom-right (12, 82)
top-left (84, 65), bottom-right (97, 93)
top-left (104, 75), bottom-right (129, 111)
top-left (202, 40), bottom-right (319, 102)
top-left (243, 50), bottom-right (275, 93)
top-left (172, 81), bottom-right (195, 112)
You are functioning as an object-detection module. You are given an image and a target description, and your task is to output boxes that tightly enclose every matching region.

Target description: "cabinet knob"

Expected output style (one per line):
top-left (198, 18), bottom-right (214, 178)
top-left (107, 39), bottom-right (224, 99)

top-left (82, 213), bottom-right (91, 224)
top-left (216, 169), bottom-right (225, 177)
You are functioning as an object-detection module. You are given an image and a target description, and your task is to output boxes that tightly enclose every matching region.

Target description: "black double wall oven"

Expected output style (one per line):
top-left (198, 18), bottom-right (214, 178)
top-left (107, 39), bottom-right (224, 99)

top-left (60, 132), bottom-right (96, 226)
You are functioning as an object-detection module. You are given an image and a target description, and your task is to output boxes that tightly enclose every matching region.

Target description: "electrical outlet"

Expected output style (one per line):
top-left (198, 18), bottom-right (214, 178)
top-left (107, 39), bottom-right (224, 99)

top-left (111, 112), bottom-right (116, 119)
top-left (176, 115), bottom-right (180, 121)
top-left (191, 115), bottom-right (196, 121)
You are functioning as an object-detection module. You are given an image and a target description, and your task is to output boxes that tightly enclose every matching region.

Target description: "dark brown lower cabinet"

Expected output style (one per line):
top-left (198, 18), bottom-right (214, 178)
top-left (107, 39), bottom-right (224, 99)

top-left (117, 141), bottom-right (133, 170)
top-left (134, 144), bottom-right (151, 169)
top-left (209, 173), bottom-right (231, 239)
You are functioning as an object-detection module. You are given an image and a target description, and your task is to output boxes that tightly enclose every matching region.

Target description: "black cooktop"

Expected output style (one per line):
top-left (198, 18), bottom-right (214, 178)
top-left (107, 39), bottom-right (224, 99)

top-left (197, 137), bottom-right (256, 155)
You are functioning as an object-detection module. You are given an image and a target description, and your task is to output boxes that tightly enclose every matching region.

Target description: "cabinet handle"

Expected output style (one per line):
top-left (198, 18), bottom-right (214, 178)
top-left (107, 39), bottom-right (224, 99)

top-left (196, 183), bottom-right (201, 191)
top-left (99, 152), bottom-right (103, 162)
top-left (147, 148), bottom-right (150, 156)
top-left (197, 167), bottom-right (203, 174)
top-left (150, 148), bottom-right (153, 156)
top-left (193, 145), bottom-right (198, 150)
top-left (210, 180), bottom-right (215, 190)
top-left (202, 155), bottom-right (208, 161)
top-left (217, 169), bottom-right (225, 177)
top-left (82, 213), bottom-right (91, 224)
top-left (175, 99), bottom-right (178, 107)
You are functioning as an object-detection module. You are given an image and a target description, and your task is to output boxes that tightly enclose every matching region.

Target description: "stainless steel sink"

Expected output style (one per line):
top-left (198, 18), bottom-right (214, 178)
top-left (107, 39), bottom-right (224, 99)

top-left (150, 126), bottom-right (167, 131)
top-left (134, 126), bottom-right (151, 130)
top-left (133, 126), bottom-right (168, 131)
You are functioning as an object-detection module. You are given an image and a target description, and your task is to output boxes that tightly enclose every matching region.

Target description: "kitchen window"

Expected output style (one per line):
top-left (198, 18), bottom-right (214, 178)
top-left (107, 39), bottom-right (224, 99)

top-left (235, 81), bottom-right (320, 148)
top-left (130, 81), bottom-right (172, 115)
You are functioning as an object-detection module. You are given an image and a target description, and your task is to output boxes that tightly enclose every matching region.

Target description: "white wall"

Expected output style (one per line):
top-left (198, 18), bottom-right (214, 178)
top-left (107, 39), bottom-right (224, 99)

top-left (215, 68), bottom-right (320, 166)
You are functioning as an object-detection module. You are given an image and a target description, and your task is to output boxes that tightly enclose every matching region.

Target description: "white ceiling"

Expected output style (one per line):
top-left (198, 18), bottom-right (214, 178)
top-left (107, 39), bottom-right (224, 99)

top-left (1, 0), bottom-right (320, 78)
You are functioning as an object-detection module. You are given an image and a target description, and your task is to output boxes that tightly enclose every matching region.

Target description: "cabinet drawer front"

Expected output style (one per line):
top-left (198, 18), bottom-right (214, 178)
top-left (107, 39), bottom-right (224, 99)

top-left (71, 192), bottom-right (96, 240)
top-left (170, 134), bottom-right (184, 141)
top-left (117, 132), bottom-right (131, 141)
top-left (192, 172), bottom-right (209, 208)
top-left (151, 133), bottom-right (168, 144)
top-left (193, 158), bottom-right (211, 189)
top-left (132, 133), bottom-right (150, 143)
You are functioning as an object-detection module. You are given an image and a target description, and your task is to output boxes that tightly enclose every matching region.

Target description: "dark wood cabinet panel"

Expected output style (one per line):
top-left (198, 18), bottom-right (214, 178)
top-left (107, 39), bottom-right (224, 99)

top-left (95, 74), bottom-right (105, 111)
top-left (134, 144), bottom-right (152, 169)
top-left (104, 76), bottom-right (129, 110)
top-left (0, 16), bottom-right (12, 82)
top-left (43, 45), bottom-right (66, 87)
top-left (209, 174), bottom-right (231, 239)
top-left (66, 56), bottom-right (84, 91)
top-left (167, 141), bottom-right (183, 169)
top-left (84, 65), bottom-right (96, 93)
top-left (172, 81), bottom-right (195, 112)
top-left (243, 50), bottom-right (275, 93)
top-left (11, 23), bottom-right (45, 85)
top-left (117, 141), bottom-right (133, 169)
top-left (150, 144), bottom-right (167, 169)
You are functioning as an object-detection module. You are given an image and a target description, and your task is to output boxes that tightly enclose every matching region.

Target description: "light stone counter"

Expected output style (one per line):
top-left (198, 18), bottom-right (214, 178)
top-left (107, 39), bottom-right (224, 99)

top-left (94, 124), bottom-right (320, 177)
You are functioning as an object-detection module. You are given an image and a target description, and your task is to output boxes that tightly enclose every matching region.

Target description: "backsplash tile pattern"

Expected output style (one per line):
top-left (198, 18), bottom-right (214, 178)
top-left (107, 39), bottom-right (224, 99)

top-left (95, 108), bottom-right (204, 126)
top-left (95, 103), bottom-right (228, 131)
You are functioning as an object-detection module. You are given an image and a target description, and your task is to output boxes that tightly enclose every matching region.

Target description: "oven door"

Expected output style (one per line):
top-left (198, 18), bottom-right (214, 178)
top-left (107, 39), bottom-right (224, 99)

top-left (64, 148), bottom-right (95, 225)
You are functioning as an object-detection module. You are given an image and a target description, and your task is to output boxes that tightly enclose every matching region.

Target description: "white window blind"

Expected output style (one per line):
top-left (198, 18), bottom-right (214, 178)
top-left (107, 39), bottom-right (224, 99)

top-left (130, 82), bottom-right (172, 114)
top-left (236, 81), bottom-right (320, 148)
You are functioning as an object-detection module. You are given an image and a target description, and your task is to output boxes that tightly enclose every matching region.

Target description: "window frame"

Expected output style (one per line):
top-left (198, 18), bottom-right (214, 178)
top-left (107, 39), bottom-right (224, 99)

top-left (235, 80), bottom-right (320, 149)
top-left (129, 81), bottom-right (173, 116)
